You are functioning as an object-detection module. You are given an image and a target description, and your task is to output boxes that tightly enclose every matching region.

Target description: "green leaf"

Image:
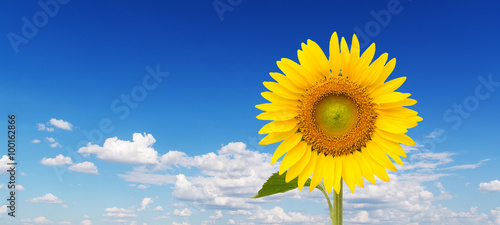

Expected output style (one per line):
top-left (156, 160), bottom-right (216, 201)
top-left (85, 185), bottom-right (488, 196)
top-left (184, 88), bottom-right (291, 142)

top-left (252, 171), bottom-right (319, 199)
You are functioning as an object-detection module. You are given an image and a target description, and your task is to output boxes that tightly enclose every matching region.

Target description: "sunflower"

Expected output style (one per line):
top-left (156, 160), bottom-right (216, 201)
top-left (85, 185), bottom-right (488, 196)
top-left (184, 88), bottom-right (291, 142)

top-left (256, 32), bottom-right (422, 194)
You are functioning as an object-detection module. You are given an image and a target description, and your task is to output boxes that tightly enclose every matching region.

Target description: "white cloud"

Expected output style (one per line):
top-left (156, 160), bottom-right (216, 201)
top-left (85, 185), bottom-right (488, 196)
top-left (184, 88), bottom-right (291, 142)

top-left (171, 202), bottom-right (188, 208)
top-left (83, 215), bottom-right (90, 218)
top-left (50, 142), bottom-right (63, 148)
top-left (442, 159), bottom-right (490, 170)
top-left (103, 207), bottom-right (137, 218)
top-left (105, 207), bottom-right (133, 213)
top-left (68, 162), bottom-right (99, 175)
top-left (45, 137), bottom-right (55, 143)
top-left (491, 207), bottom-right (500, 225)
top-left (110, 138), bottom-right (499, 224)
top-left (0, 155), bottom-right (14, 175)
top-left (81, 220), bottom-right (92, 225)
top-left (138, 197), bottom-right (154, 211)
top-left (118, 171), bottom-right (174, 186)
top-left (435, 182), bottom-right (453, 200)
top-left (32, 139), bottom-right (41, 143)
top-left (37, 123), bottom-right (55, 132)
top-left (137, 184), bottom-right (149, 189)
top-left (346, 211), bottom-right (379, 223)
top-left (27, 193), bottom-right (64, 204)
top-left (248, 206), bottom-right (318, 223)
top-left (59, 221), bottom-right (71, 224)
top-left (479, 180), bottom-right (500, 192)
top-left (173, 208), bottom-right (192, 217)
top-left (78, 133), bottom-right (158, 164)
top-left (0, 205), bottom-right (7, 215)
top-left (171, 222), bottom-right (190, 225)
top-left (209, 210), bottom-right (223, 220)
top-left (21, 216), bottom-right (54, 224)
top-left (227, 210), bottom-right (252, 216)
top-left (49, 118), bottom-right (73, 131)
top-left (165, 142), bottom-right (277, 209)
top-left (16, 184), bottom-right (25, 191)
top-left (41, 154), bottom-right (73, 166)
top-left (424, 129), bottom-right (445, 138)
top-left (154, 206), bottom-right (164, 211)
top-left (62, 204), bottom-right (68, 208)
top-left (21, 172), bottom-right (27, 176)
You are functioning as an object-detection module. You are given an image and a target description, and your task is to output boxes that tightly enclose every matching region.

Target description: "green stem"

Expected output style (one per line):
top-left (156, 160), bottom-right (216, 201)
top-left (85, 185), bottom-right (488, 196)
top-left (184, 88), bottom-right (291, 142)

top-left (318, 182), bottom-right (333, 222)
top-left (332, 178), bottom-right (343, 225)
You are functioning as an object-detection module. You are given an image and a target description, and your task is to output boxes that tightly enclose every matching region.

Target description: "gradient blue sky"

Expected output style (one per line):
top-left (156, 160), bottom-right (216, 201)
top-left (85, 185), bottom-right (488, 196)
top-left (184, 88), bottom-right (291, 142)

top-left (1, 0), bottom-right (500, 224)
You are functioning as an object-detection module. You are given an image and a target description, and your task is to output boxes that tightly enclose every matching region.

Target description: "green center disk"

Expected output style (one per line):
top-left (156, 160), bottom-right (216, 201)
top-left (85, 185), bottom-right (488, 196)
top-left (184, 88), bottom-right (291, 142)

top-left (315, 95), bottom-right (359, 137)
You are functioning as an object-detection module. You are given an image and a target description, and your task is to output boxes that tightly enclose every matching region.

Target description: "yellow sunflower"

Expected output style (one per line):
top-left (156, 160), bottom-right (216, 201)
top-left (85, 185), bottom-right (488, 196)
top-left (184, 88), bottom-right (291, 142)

top-left (256, 32), bottom-right (422, 194)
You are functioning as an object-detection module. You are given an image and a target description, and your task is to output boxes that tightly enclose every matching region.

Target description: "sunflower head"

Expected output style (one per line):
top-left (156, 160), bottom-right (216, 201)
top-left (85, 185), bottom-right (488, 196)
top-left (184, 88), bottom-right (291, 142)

top-left (256, 32), bottom-right (421, 194)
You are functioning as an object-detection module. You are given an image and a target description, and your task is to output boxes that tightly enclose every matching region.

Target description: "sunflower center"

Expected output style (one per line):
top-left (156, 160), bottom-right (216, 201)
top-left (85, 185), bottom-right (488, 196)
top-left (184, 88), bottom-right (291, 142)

top-left (315, 94), bottom-right (359, 138)
top-left (297, 75), bottom-right (377, 157)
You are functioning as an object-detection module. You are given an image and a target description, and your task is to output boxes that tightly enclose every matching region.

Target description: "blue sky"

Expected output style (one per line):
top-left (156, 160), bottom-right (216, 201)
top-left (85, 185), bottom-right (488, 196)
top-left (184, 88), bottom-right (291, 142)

top-left (1, 0), bottom-right (500, 224)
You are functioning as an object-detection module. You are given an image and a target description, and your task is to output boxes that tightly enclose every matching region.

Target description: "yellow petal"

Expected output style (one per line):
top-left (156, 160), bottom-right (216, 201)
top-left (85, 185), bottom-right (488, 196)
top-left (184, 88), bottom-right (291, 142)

top-left (263, 82), bottom-right (302, 100)
top-left (376, 107), bottom-right (418, 118)
top-left (371, 77), bottom-right (407, 98)
top-left (276, 58), bottom-right (312, 88)
top-left (378, 116), bottom-right (418, 129)
top-left (376, 118), bottom-right (408, 134)
top-left (363, 53), bottom-right (389, 89)
top-left (351, 154), bottom-right (364, 188)
top-left (386, 150), bottom-right (403, 166)
top-left (323, 155), bottom-right (335, 194)
top-left (279, 141), bottom-right (307, 175)
top-left (378, 130), bottom-right (416, 146)
top-left (373, 133), bottom-right (404, 165)
top-left (342, 155), bottom-right (356, 193)
top-left (372, 132), bottom-right (407, 158)
top-left (258, 119), bottom-right (298, 134)
top-left (362, 151), bottom-right (390, 182)
top-left (270, 133), bottom-right (303, 164)
top-left (297, 49), bottom-right (321, 84)
top-left (373, 92), bottom-right (411, 105)
top-left (256, 110), bottom-right (297, 121)
top-left (286, 145), bottom-right (312, 183)
top-left (380, 98), bottom-right (417, 108)
top-left (356, 43), bottom-right (376, 70)
top-left (269, 72), bottom-right (305, 94)
top-left (329, 32), bottom-right (341, 76)
top-left (354, 151), bottom-right (376, 184)
top-left (353, 43), bottom-right (376, 86)
top-left (365, 141), bottom-right (397, 171)
top-left (298, 151), bottom-right (318, 191)
top-left (333, 155), bottom-right (343, 194)
top-left (408, 115), bottom-right (423, 122)
top-left (372, 58), bottom-right (396, 87)
top-left (340, 37), bottom-right (350, 76)
top-left (309, 153), bottom-right (326, 192)
top-left (306, 39), bottom-right (330, 77)
top-left (298, 40), bottom-right (329, 81)
top-left (261, 92), bottom-right (299, 106)
top-left (259, 125), bottom-right (298, 145)
top-left (348, 34), bottom-right (360, 77)
top-left (255, 103), bottom-right (288, 112)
